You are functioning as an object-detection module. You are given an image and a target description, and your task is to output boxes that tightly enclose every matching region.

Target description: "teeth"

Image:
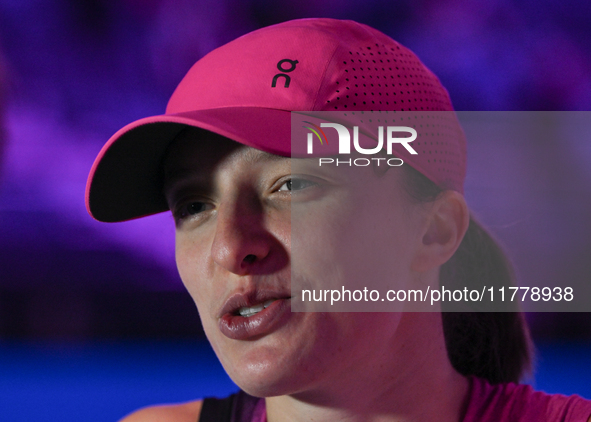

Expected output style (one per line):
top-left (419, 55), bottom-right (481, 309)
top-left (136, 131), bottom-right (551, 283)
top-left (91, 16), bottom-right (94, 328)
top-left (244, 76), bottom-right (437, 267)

top-left (238, 299), bottom-right (276, 317)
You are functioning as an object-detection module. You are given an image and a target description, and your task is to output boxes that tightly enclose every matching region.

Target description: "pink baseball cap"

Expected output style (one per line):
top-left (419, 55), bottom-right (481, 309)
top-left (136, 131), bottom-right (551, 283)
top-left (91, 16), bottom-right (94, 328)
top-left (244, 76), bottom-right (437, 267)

top-left (86, 18), bottom-right (466, 222)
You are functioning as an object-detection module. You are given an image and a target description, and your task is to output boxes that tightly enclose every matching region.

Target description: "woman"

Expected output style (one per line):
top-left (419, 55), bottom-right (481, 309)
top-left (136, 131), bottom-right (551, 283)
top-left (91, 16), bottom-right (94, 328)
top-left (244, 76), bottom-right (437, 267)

top-left (86, 18), bottom-right (591, 421)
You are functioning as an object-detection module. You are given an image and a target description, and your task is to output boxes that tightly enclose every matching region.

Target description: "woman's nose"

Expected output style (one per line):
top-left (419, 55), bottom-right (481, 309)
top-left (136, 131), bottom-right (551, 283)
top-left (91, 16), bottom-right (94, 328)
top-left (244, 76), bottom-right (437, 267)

top-left (210, 191), bottom-right (274, 275)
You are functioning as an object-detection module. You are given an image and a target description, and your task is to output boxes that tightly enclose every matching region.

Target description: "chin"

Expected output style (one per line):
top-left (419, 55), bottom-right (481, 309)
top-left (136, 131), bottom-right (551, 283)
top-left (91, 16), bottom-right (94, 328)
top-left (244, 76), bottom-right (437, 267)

top-left (232, 371), bottom-right (306, 398)
top-left (220, 343), bottom-right (312, 398)
top-left (236, 378), bottom-right (297, 398)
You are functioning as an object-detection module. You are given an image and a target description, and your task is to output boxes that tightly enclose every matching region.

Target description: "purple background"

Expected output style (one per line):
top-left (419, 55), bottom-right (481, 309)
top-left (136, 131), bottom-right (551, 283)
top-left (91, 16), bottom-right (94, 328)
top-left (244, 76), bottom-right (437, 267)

top-left (0, 1), bottom-right (590, 419)
top-left (1, 0), bottom-right (590, 340)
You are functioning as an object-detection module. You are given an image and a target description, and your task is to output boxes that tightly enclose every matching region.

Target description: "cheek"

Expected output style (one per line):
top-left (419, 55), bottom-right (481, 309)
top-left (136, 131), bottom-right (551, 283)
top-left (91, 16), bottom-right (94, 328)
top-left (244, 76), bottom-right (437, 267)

top-left (174, 234), bottom-right (214, 315)
top-left (291, 190), bottom-right (417, 312)
top-left (175, 234), bottom-right (228, 358)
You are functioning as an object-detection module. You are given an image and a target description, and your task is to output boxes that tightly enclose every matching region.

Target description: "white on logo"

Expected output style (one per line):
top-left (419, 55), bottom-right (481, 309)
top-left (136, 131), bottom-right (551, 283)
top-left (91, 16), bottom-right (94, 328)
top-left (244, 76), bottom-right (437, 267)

top-left (306, 123), bottom-right (418, 155)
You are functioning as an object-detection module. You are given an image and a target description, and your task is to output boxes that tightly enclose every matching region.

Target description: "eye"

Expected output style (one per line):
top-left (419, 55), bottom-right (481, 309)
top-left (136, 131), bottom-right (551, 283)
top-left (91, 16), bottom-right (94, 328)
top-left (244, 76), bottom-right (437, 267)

top-left (278, 178), bottom-right (316, 192)
top-left (174, 201), bottom-right (214, 221)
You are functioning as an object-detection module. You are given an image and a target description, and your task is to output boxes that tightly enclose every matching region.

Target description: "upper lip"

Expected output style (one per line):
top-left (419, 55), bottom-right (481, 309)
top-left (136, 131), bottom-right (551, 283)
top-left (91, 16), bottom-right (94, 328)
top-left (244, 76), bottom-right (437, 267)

top-left (218, 286), bottom-right (291, 319)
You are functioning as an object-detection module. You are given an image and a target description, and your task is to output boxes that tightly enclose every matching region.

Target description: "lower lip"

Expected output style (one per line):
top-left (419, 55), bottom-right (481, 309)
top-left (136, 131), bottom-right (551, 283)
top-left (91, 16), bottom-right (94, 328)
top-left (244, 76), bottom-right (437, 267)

top-left (218, 298), bottom-right (291, 340)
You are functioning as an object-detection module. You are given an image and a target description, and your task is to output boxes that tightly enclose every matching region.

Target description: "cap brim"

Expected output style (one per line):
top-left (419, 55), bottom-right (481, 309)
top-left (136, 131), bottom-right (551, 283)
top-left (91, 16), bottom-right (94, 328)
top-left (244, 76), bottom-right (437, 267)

top-left (86, 107), bottom-right (291, 222)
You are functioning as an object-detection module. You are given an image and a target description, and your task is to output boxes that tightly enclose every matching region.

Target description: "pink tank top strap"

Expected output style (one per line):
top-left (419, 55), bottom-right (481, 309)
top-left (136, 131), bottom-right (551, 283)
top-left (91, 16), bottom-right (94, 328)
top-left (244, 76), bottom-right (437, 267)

top-left (462, 376), bottom-right (591, 422)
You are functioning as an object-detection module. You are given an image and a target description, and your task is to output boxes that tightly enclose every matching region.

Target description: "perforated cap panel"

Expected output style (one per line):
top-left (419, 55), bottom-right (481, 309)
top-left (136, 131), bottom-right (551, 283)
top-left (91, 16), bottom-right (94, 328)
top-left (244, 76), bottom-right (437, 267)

top-left (87, 18), bottom-right (466, 222)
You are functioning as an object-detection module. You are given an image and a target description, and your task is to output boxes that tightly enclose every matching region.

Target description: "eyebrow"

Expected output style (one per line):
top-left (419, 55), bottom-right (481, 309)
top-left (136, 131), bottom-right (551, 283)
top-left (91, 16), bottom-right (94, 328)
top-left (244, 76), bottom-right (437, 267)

top-left (240, 148), bottom-right (288, 163)
top-left (163, 149), bottom-right (289, 189)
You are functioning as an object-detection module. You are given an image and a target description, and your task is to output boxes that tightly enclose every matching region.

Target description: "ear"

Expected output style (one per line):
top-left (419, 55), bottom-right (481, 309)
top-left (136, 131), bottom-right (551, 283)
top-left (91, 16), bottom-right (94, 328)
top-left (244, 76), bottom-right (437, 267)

top-left (411, 190), bottom-right (469, 273)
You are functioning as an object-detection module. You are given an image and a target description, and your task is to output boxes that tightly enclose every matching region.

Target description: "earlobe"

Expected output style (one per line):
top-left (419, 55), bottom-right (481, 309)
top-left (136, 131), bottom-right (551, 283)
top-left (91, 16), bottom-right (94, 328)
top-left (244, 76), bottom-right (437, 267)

top-left (412, 191), bottom-right (469, 272)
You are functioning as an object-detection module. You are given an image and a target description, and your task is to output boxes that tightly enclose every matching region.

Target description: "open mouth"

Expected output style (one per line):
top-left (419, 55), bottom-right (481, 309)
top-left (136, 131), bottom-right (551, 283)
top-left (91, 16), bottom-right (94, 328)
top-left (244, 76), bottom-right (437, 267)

top-left (219, 294), bottom-right (292, 340)
top-left (236, 299), bottom-right (277, 317)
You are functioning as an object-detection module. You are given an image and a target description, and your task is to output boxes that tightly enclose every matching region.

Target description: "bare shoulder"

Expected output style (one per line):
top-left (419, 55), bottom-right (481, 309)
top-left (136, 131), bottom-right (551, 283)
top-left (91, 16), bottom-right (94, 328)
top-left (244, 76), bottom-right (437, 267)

top-left (119, 400), bottom-right (203, 422)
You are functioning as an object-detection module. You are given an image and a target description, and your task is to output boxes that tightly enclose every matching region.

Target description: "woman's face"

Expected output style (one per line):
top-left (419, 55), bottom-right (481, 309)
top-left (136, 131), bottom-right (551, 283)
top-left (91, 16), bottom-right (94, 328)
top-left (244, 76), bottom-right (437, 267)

top-left (163, 129), bottom-right (429, 397)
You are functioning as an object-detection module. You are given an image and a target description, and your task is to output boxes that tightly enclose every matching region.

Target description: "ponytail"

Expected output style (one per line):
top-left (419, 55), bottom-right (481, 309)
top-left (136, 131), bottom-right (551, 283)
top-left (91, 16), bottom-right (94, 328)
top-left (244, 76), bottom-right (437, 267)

top-left (401, 166), bottom-right (533, 384)
top-left (440, 217), bottom-right (533, 383)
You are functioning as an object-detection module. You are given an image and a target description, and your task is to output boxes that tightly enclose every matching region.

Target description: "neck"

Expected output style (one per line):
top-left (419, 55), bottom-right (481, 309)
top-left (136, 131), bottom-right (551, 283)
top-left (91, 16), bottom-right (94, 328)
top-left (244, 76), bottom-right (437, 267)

top-left (265, 312), bottom-right (469, 422)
